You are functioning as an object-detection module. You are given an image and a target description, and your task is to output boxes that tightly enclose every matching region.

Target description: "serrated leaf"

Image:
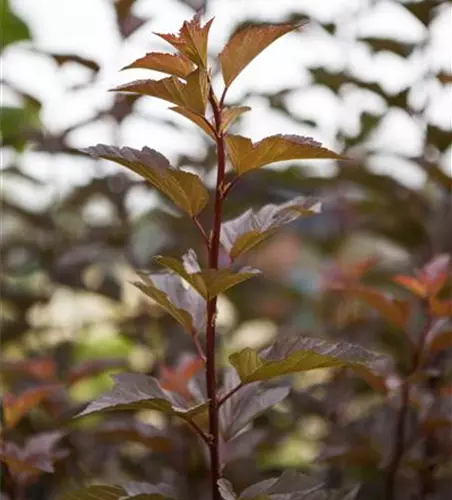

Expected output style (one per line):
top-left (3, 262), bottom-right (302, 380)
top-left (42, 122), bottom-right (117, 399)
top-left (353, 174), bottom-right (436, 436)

top-left (80, 145), bottom-right (209, 216)
top-left (220, 106), bottom-right (251, 133)
top-left (60, 485), bottom-right (125, 500)
top-left (135, 272), bottom-right (205, 334)
top-left (170, 106), bottom-right (215, 139)
top-left (225, 134), bottom-right (342, 175)
top-left (221, 197), bottom-right (321, 259)
top-left (219, 369), bottom-right (289, 440)
top-left (219, 22), bottom-right (304, 87)
top-left (76, 373), bottom-right (208, 421)
top-left (112, 67), bottom-right (209, 115)
top-left (155, 12), bottom-right (214, 67)
top-left (229, 334), bottom-right (388, 384)
top-left (122, 52), bottom-right (195, 78)
top-left (156, 250), bottom-right (260, 300)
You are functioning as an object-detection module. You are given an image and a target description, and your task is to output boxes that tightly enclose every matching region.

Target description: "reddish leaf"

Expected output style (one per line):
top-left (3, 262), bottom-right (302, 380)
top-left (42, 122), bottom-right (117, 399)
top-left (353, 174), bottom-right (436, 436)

top-left (155, 12), bottom-right (214, 67)
top-left (0, 357), bottom-right (57, 381)
top-left (122, 52), bottom-right (195, 78)
top-left (159, 356), bottom-right (204, 399)
top-left (335, 285), bottom-right (409, 328)
top-left (428, 329), bottom-right (452, 352)
top-left (112, 69), bottom-right (209, 115)
top-left (219, 22), bottom-right (305, 87)
top-left (169, 106), bottom-right (215, 139)
top-left (393, 275), bottom-right (426, 297)
top-left (220, 106), bottom-right (251, 133)
top-left (80, 145), bottom-right (209, 216)
top-left (429, 298), bottom-right (452, 317)
top-left (3, 385), bottom-right (61, 428)
top-left (225, 134), bottom-right (342, 175)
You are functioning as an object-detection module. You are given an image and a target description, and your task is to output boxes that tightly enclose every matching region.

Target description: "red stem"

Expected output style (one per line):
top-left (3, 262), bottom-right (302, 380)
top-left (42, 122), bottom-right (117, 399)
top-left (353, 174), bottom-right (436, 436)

top-left (217, 382), bottom-right (243, 407)
top-left (205, 89), bottom-right (226, 500)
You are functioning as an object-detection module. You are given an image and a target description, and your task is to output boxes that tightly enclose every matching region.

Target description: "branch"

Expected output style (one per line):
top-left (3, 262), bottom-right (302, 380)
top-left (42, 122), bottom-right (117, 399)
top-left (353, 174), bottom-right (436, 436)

top-left (217, 382), bottom-right (243, 407)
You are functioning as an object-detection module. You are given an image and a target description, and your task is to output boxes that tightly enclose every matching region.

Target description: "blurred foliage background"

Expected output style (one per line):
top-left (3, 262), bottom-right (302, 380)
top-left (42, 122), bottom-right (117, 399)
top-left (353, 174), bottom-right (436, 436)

top-left (1, 0), bottom-right (451, 499)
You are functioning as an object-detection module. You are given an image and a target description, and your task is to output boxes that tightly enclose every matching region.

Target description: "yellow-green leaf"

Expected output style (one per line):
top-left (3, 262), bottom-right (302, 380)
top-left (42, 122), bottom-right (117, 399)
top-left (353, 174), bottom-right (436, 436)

top-left (155, 12), bottom-right (214, 67)
top-left (229, 335), bottom-right (388, 384)
top-left (156, 250), bottom-right (260, 300)
top-left (80, 145), bottom-right (209, 216)
top-left (121, 52), bottom-right (195, 78)
top-left (219, 22), bottom-right (305, 87)
top-left (225, 134), bottom-right (342, 175)
top-left (112, 68), bottom-right (208, 115)
top-left (220, 106), bottom-right (251, 133)
top-left (170, 106), bottom-right (215, 139)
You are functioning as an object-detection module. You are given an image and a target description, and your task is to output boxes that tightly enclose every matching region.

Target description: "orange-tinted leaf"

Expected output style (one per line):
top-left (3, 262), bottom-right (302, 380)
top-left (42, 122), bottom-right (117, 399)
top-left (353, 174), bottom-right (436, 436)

top-left (428, 329), bottom-right (452, 352)
top-left (155, 12), bottom-right (214, 67)
top-left (170, 106), bottom-right (215, 139)
top-left (429, 298), bottom-right (452, 317)
top-left (219, 22), bottom-right (304, 87)
top-left (80, 145), bottom-right (209, 216)
top-left (159, 356), bottom-right (204, 399)
top-left (220, 106), bottom-right (251, 133)
top-left (3, 385), bottom-right (60, 428)
top-left (112, 68), bottom-right (209, 115)
top-left (225, 134), bottom-right (342, 175)
top-left (338, 286), bottom-right (409, 328)
top-left (393, 275), bottom-right (426, 297)
top-left (122, 52), bottom-right (195, 78)
top-left (0, 357), bottom-right (57, 381)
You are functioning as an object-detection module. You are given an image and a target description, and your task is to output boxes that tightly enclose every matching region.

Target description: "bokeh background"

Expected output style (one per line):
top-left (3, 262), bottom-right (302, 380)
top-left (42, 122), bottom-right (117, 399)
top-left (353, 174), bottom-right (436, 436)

top-left (1, 0), bottom-right (451, 498)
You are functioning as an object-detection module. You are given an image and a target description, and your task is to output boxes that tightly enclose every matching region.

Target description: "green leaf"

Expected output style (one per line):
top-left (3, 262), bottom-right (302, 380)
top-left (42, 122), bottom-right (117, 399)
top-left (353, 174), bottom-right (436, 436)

top-left (112, 67), bottom-right (209, 115)
top-left (229, 334), bottom-right (388, 384)
top-left (134, 272), bottom-right (205, 334)
top-left (170, 106), bottom-right (216, 139)
top-left (156, 249), bottom-right (260, 300)
top-left (76, 373), bottom-right (208, 421)
top-left (122, 52), bottom-right (195, 78)
top-left (220, 106), bottom-right (251, 133)
top-left (155, 12), bottom-right (214, 67)
top-left (1, 0), bottom-right (31, 49)
top-left (219, 22), bottom-right (304, 87)
top-left (219, 369), bottom-right (289, 440)
top-left (80, 145), bottom-right (209, 216)
top-left (60, 485), bottom-right (125, 500)
top-left (221, 197), bottom-right (321, 260)
top-left (225, 134), bottom-right (343, 175)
